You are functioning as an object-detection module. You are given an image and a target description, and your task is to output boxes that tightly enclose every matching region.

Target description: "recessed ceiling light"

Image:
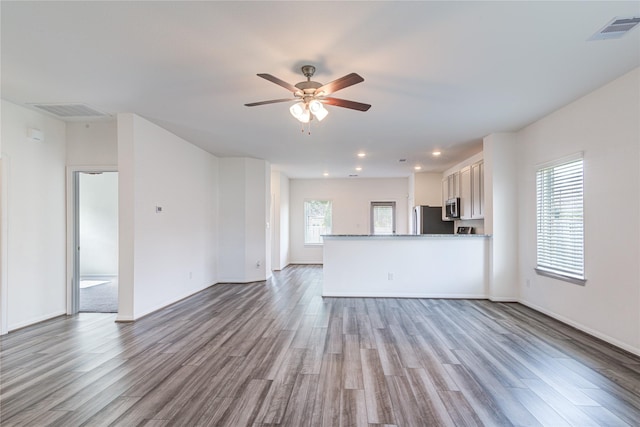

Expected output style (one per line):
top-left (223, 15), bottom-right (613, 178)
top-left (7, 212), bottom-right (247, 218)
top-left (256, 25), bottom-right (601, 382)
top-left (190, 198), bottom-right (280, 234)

top-left (355, 167), bottom-right (362, 171)
top-left (323, 172), bottom-right (329, 177)
top-left (414, 166), bottom-right (422, 171)
top-left (432, 151), bottom-right (442, 157)
top-left (357, 152), bottom-right (366, 158)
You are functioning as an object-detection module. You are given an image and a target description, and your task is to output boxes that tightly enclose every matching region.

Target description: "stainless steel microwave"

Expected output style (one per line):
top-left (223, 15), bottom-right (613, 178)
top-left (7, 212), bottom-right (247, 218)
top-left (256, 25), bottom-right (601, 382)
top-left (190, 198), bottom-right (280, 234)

top-left (445, 197), bottom-right (460, 219)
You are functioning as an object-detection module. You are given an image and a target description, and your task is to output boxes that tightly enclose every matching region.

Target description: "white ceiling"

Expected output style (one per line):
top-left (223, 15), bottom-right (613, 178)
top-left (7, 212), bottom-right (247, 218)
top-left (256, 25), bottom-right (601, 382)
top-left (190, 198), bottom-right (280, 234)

top-left (2, 1), bottom-right (639, 178)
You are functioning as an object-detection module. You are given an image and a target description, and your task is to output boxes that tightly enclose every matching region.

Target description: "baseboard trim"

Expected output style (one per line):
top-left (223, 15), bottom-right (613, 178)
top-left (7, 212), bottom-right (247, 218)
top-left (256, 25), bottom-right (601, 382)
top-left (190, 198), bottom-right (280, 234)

top-left (519, 299), bottom-right (640, 357)
top-left (272, 262), bottom-right (290, 272)
top-left (8, 310), bottom-right (67, 332)
top-left (120, 283), bottom-right (217, 322)
top-left (322, 292), bottom-right (487, 299)
top-left (489, 296), bottom-right (519, 302)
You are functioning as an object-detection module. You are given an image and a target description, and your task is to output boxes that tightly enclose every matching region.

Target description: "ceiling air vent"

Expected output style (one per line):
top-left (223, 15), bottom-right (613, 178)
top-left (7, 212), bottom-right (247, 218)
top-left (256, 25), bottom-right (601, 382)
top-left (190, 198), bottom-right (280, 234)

top-left (29, 103), bottom-right (110, 120)
top-left (589, 17), bottom-right (640, 41)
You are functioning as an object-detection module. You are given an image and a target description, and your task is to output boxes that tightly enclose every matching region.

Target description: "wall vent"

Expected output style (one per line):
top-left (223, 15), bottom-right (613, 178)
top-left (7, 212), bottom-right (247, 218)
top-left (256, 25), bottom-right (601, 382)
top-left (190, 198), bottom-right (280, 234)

top-left (589, 17), bottom-right (640, 41)
top-left (29, 103), bottom-right (111, 120)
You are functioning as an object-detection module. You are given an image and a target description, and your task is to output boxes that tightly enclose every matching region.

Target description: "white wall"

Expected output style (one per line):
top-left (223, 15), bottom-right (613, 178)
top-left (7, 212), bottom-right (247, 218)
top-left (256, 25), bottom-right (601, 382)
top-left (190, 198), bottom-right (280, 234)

top-left (271, 170), bottom-right (290, 271)
top-left (117, 113), bottom-right (219, 321)
top-left (79, 172), bottom-right (118, 277)
top-left (218, 158), bottom-right (245, 281)
top-left (246, 159), bottom-right (270, 281)
top-left (279, 173), bottom-right (290, 269)
top-left (218, 157), bottom-right (271, 282)
top-left (66, 120), bottom-right (117, 166)
top-left (517, 68), bottom-right (640, 355)
top-left (289, 178), bottom-right (409, 264)
top-left (1, 100), bottom-right (67, 330)
top-left (484, 133), bottom-right (518, 301)
top-left (413, 172), bottom-right (442, 206)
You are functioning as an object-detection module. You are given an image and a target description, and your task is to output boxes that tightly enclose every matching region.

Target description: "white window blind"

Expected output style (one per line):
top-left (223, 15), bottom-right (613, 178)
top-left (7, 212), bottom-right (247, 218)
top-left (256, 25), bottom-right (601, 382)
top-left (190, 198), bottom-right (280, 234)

top-left (536, 156), bottom-right (585, 283)
top-left (371, 201), bottom-right (396, 235)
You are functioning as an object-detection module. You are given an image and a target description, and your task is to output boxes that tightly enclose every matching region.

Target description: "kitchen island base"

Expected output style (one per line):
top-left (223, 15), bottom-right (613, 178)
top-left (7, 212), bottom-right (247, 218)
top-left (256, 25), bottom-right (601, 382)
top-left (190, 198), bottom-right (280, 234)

top-left (322, 235), bottom-right (490, 298)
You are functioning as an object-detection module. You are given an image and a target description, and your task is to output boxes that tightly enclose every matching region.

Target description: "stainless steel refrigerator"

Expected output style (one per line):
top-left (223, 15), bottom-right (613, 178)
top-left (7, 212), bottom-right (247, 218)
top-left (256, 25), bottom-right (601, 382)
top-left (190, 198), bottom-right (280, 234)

top-left (413, 205), bottom-right (454, 234)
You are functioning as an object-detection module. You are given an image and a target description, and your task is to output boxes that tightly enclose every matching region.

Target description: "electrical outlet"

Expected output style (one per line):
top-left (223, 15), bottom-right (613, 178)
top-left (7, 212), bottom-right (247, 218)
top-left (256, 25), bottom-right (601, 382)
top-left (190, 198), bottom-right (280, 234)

top-left (256, 260), bottom-right (261, 268)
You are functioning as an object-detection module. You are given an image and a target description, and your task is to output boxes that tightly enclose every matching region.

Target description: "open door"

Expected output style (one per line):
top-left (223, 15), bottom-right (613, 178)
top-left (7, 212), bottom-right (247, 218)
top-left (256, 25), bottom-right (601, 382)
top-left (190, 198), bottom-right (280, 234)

top-left (69, 169), bottom-right (118, 314)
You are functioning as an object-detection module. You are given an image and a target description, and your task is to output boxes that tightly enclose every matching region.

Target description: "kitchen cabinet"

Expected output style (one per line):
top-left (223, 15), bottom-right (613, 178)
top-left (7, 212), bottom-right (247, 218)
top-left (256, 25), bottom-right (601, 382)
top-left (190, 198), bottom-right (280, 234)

top-left (441, 172), bottom-right (459, 220)
top-left (441, 179), bottom-right (448, 220)
top-left (471, 161), bottom-right (484, 219)
top-left (448, 172), bottom-right (460, 199)
top-left (442, 157), bottom-right (484, 222)
top-left (458, 161), bottom-right (484, 220)
top-left (441, 172), bottom-right (459, 201)
top-left (460, 167), bottom-right (472, 219)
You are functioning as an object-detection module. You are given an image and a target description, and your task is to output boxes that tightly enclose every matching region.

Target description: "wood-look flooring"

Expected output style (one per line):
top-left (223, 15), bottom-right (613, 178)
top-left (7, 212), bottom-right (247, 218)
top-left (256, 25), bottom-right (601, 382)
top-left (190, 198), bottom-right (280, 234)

top-left (2, 264), bottom-right (640, 426)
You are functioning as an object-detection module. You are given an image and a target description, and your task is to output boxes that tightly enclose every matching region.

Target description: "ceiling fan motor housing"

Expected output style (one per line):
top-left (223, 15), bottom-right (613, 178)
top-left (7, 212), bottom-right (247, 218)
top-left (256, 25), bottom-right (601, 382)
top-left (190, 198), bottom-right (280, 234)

top-left (301, 65), bottom-right (316, 79)
top-left (295, 80), bottom-right (322, 94)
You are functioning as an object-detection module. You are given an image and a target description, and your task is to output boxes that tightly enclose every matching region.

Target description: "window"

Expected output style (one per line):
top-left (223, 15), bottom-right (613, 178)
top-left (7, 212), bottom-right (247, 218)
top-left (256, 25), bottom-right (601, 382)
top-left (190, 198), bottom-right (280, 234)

top-left (536, 155), bottom-right (585, 284)
top-left (371, 201), bottom-right (396, 235)
top-left (304, 200), bottom-right (332, 245)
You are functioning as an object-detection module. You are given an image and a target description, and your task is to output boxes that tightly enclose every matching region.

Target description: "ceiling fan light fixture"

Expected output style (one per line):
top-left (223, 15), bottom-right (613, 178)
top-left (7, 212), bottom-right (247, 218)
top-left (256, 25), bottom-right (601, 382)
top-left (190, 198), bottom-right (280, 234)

top-left (299, 109), bottom-right (311, 123)
top-left (248, 65), bottom-right (369, 127)
top-left (308, 100), bottom-right (323, 113)
top-left (290, 102), bottom-right (310, 122)
top-left (314, 108), bottom-right (328, 121)
top-left (309, 100), bottom-right (328, 121)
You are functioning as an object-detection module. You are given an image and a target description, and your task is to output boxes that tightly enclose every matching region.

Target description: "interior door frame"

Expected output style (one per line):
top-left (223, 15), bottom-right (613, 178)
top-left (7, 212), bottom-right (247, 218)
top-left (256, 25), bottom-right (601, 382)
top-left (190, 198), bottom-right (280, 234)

top-left (65, 165), bottom-right (117, 315)
top-left (0, 157), bottom-right (9, 334)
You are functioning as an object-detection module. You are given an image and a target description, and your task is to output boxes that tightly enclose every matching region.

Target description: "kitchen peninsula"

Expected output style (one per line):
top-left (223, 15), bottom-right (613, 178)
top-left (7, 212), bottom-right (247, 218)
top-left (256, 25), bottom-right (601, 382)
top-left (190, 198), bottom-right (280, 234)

top-left (322, 234), bottom-right (490, 298)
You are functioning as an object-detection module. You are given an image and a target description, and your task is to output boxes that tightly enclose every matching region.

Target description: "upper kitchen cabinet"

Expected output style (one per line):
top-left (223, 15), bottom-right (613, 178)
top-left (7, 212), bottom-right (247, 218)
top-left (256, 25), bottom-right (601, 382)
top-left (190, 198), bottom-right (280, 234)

top-left (460, 166), bottom-right (472, 219)
top-left (442, 152), bottom-right (484, 222)
top-left (441, 171), bottom-right (460, 220)
top-left (459, 160), bottom-right (484, 220)
top-left (471, 161), bottom-right (484, 219)
top-left (441, 172), bottom-right (459, 201)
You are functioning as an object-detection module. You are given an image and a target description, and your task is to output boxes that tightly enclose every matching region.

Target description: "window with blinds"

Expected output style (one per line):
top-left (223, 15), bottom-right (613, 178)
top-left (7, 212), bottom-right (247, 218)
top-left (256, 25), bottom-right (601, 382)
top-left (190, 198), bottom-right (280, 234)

top-left (370, 201), bottom-right (396, 235)
top-left (536, 155), bottom-right (585, 284)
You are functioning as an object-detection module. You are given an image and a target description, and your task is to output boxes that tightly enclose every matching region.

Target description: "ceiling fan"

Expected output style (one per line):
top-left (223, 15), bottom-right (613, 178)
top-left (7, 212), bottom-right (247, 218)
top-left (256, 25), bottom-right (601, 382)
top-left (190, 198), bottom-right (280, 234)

top-left (245, 65), bottom-right (371, 123)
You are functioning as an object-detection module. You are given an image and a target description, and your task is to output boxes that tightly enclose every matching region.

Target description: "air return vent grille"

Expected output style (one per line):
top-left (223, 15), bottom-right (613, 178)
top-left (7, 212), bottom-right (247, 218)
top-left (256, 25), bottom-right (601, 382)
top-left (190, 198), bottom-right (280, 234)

top-left (589, 17), bottom-right (640, 40)
top-left (29, 103), bottom-right (110, 119)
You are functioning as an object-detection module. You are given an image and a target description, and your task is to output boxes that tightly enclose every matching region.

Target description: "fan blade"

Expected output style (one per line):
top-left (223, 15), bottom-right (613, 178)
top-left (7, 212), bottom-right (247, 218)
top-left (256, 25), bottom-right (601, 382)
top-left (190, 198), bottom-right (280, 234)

top-left (314, 73), bottom-right (364, 96)
top-left (322, 97), bottom-right (371, 112)
top-left (245, 98), bottom-right (297, 107)
top-left (257, 73), bottom-right (301, 94)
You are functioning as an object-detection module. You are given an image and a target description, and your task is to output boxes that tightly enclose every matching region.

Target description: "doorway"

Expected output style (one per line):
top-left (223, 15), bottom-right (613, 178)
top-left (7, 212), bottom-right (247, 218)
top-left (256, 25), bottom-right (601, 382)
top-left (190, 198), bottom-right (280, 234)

top-left (72, 171), bottom-right (119, 313)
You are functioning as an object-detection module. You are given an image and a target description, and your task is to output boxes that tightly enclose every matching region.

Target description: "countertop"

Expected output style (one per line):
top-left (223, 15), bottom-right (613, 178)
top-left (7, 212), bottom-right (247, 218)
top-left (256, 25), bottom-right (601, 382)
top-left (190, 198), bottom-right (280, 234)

top-left (323, 234), bottom-right (491, 238)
